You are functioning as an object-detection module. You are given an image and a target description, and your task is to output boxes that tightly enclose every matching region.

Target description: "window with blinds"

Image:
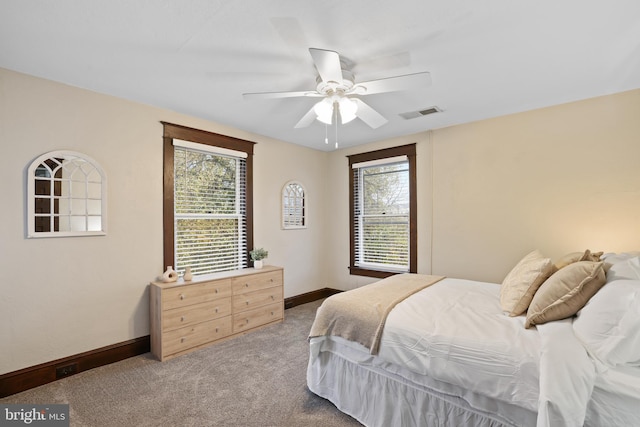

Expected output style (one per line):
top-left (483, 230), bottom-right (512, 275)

top-left (173, 146), bottom-right (247, 275)
top-left (353, 160), bottom-right (410, 272)
top-left (348, 144), bottom-right (416, 278)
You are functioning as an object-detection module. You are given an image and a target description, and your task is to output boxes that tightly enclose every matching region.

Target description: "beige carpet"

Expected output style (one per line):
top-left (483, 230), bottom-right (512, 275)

top-left (1, 300), bottom-right (362, 427)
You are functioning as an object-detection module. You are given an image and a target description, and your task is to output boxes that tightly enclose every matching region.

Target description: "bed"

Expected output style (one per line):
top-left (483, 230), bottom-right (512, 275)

top-left (307, 251), bottom-right (640, 427)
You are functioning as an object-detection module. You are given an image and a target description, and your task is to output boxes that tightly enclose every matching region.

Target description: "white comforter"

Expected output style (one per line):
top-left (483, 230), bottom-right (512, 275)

top-left (375, 278), bottom-right (595, 427)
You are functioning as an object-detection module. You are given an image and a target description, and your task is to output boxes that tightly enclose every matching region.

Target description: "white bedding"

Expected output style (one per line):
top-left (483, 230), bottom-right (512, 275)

top-left (308, 276), bottom-right (640, 426)
top-left (377, 278), bottom-right (541, 412)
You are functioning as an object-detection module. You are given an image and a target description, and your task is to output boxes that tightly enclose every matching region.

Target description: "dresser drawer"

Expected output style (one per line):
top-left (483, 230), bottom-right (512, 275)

top-left (162, 279), bottom-right (231, 310)
top-left (163, 317), bottom-right (232, 356)
top-left (231, 270), bottom-right (282, 294)
top-left (232, 286), bottom-right (283, 313)
top-left (163, 297), bottom-right (231, 332)
top-left (233, 301), bottom-right (283, 333)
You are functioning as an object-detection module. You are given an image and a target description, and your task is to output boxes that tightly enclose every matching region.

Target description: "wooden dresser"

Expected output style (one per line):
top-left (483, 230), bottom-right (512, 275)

top-left (150, 265), bottom-right (284, 361)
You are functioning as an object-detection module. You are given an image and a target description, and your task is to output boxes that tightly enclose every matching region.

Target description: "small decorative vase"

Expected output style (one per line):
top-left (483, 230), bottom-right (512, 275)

top-left (254, 260), bottom-right (263, 269)
top-left (183, 266), bottom-right (193, 281)
top-left (162, 266), bottom-right (178, 283)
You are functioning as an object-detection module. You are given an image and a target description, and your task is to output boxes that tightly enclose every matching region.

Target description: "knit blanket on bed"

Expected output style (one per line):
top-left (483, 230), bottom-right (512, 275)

top-left (308, 273), bottom-right (444, 354)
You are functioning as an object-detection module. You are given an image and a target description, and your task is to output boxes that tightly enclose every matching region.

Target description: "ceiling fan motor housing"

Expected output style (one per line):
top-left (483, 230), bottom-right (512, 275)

top-left (316, 69), bottom-right (355, 96)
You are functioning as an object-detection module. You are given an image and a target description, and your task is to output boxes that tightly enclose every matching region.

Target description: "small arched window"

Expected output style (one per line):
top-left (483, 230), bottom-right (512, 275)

top-left (282, 181), bottom-right (306, 229)
top-left (27, 150), bottom-right (107, 238)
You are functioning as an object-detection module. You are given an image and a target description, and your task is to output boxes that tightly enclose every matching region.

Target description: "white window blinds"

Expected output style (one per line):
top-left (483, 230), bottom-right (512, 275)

top-left (353, 157), bottom-right (410, 272)
top-left (173, 146), bottom-right (247, 275)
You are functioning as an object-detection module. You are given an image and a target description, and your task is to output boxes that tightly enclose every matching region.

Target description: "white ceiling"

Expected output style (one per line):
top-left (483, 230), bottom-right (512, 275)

top-left (2, 1), bottom-right (639, 151)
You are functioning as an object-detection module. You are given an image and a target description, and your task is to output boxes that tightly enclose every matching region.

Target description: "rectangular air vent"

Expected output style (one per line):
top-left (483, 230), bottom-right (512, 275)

top-left (399, 106), bottom-right (442, 120)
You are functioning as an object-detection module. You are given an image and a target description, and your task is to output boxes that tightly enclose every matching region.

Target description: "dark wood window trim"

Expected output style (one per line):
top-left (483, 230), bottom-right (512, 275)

top-left (348, 143), bottom-right (417, 278)
top-left (161, 122), bottom-right (255, 271)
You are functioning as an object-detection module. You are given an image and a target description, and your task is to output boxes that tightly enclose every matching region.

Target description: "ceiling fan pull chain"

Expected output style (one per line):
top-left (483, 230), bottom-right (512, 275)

top-left (334, 106), bottom-right (339, 149)
top-left (325, 124), bottom-right (328, 145)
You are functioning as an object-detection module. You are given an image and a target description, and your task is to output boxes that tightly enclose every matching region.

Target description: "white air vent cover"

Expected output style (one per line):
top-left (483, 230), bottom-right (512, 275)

top-left (399, 106), bottom-right (441, 120)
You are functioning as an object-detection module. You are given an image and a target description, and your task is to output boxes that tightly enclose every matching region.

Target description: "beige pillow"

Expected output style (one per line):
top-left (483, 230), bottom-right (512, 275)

top-left (525, 261), bottom-right (606, 329)
top-left (500, 250), bottom-right (555, 316)
top-left (554, 249), bottom-right (603, 270)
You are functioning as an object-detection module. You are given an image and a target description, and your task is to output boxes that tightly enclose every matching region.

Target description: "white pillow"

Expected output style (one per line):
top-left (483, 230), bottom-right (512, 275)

top-left (606, 256), bottom-right (640, 282)
top-left (601, 252), bottom-right (640, 265)
top-left (573, 279), bottom-right (640, 366)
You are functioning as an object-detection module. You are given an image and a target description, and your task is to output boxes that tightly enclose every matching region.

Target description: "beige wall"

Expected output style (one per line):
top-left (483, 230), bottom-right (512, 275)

top-left (0, 68), bottom-right (328, 374)
top-left (2, 65), bottom-right (638, 375)
top-left (253, 139), bottom-right (329, 297)
top-left (325, 89), bottom-right (640, 289)
top-left (431, 89), bottom-right (640, 283)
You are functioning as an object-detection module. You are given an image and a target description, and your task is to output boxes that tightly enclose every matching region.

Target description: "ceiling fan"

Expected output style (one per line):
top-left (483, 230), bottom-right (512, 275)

top-left (243, 48), bottom-right (432, 129)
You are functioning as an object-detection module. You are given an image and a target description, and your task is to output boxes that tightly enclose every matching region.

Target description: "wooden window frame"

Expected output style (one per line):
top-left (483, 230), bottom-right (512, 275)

top-left (162, 122), bottom-right (255, 271)
top-left (348, 144), bottom-right (417, 279)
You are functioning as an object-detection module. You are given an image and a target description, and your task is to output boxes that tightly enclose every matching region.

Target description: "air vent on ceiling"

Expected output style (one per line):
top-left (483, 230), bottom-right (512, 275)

top-left (399, 106), bottom-right (442, 120)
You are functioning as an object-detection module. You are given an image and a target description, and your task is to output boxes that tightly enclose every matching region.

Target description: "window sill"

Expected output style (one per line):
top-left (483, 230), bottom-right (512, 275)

top-left (348, 266), bottom-right (407, 279)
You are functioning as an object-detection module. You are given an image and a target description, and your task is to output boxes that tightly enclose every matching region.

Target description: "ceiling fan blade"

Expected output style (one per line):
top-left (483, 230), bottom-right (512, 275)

top-left (294, 105), bottom-right (318, 128)
top-left (243, 90), bottom-right (321, 100)
top-left (309, 48), bottom-right (343, 84)
top-left (353, 72), bottom-right (431, 95)
top-left (352, 51), bottom-right (411, 74)
top-left (269, 17), bottom-right (309, 54)
top-left (352, 98), bottom-right (388, 129)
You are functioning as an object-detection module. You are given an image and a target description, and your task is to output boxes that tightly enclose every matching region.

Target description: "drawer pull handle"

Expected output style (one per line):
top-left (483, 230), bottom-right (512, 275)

top-left (215, 327), bottom-right (219, 333)
top-left (180, 294), bottom-right (185, 300)
top-left (271, 311), bottom-right (274, 316)
top-left (270, 278), bottom-right (274, 282)
top-left (181, 337), bottom-right (186, 343)
top-left (245, 283), bottom-right (249, 288)
top-left (246, 301), bottom-right (249, 305)
top-left (271, 295), bottom-right (274, 300)
top-left (215, 289), bottom-right (218, 293)
top-left (180, 316), bottom-right (185, 322)
top-left (246, 319), bottom-right (249, 324)
top-left (214, 307), bottom-right (218, 313)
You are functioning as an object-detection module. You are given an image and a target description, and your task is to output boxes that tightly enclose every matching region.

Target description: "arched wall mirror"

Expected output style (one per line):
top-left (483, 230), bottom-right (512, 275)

top-left (282, 181), bottom-right (306, 229)
top-left (27, 150), bottom-right (107, 238)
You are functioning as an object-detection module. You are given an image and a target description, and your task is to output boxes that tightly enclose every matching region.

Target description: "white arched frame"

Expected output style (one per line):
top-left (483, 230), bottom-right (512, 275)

top-left (27, 150), bottom-right (107, 238)
top-left (282, 181), bottom-right (306, 229)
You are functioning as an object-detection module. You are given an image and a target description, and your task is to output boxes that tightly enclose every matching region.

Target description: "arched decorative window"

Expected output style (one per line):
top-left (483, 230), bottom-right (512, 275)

top-left (282, 181), bottom-right (306, 229)
top-left (27, 150), bottom-right (107, 238)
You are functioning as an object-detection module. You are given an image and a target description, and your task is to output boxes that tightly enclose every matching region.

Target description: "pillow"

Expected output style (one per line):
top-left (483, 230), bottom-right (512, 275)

top-left (525, 261), bottom-right (606, 328)
top-left (554, 249), bottom-right (603, 270)
top-left (601, 252), bottom-right (640, 265)
top-left (500, 250), bottom-right (555, 316)
top-left (573, 279), bottom-right (640, 366)
top-left (606, 256), bottom-right (640, 282)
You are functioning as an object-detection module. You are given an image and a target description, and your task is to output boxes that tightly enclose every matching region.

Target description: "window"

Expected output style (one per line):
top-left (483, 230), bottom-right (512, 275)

top-left (162, 122), bottom-right (255, 277)
top-left (348, 144), bottom-right (416, 278)
top-left (27, 150), bottom-right (106, 238)
top-left (282, 181), bottom-right (306, 229)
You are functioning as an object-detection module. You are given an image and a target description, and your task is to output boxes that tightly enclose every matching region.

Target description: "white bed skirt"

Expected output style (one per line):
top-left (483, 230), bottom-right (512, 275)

top-left (307, 336), bottom-right (536, 427)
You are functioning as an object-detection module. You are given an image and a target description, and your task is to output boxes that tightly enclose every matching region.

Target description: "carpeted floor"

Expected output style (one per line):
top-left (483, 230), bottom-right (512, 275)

top-left (1, 300), bottom-right (363, 427)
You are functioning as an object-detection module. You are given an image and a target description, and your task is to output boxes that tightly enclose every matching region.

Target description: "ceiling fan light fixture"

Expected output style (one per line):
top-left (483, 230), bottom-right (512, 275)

top-left (338, 97), bottom-right (358, 124)
top-left (314, 99), bottom-right (333, 124)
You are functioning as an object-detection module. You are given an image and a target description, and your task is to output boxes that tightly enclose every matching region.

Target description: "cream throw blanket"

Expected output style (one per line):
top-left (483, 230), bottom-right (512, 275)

top-left (309, 273), bottom-right (444, 354)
